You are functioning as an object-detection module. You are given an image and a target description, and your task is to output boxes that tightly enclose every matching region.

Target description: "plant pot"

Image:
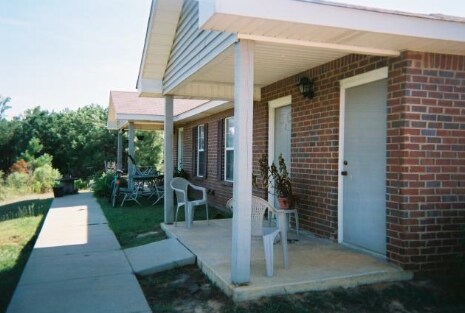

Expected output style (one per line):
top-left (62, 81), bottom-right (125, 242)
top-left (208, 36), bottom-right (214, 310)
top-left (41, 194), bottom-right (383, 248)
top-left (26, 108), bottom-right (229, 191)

top-left (278, 197), bottom-right (291, 209)
top-left (53, 186), bottom-right (64, 198)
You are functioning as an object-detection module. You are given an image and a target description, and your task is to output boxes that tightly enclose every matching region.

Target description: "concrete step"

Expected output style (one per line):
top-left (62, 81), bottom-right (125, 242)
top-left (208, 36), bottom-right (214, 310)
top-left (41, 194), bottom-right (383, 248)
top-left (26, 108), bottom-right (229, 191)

top-left (124, 238), bottom-right (196, 276)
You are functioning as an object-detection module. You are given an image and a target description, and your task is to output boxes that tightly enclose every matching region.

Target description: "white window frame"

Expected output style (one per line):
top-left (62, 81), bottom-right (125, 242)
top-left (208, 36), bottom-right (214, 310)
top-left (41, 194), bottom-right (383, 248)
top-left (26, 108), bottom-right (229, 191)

top-left (196, 124), bottom-right (205, 177)
top-left (224, 117), bottom-right (234, 182)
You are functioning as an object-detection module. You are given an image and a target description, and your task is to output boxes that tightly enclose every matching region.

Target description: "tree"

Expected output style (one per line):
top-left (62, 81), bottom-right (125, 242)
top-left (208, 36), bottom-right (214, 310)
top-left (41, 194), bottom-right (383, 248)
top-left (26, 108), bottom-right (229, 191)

top-left (0, 95), bottom-right (11, 120)
top-left (0, 104), bottom-right (118, 179)
top-left (134, 130), bottom-right (164, 171)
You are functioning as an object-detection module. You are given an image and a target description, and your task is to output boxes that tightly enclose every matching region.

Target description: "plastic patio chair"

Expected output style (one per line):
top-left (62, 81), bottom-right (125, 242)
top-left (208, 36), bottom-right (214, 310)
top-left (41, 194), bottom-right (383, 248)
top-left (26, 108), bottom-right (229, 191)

top-left (226, 196), bottom-right (283, 277)
top-left (170, 177), bottom-right (209, 228)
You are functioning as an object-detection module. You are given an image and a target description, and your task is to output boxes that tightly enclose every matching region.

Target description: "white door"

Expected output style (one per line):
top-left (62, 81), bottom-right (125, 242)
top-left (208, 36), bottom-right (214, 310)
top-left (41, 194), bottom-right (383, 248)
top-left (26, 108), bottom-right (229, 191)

top-left (341, 78), bottom-right (387, 256)
top-left (269, 100), bottom-right (292, 207)
top-left (274, 105), bottom-right (292, 168)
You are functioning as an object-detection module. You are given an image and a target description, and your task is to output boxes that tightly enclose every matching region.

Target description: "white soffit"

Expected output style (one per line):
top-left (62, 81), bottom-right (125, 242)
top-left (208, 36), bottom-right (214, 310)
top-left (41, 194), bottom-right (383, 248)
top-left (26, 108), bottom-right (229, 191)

top-left (137, 0), bottom-right (183, 93)
top-left (199, 0), bottom-right (465, 55)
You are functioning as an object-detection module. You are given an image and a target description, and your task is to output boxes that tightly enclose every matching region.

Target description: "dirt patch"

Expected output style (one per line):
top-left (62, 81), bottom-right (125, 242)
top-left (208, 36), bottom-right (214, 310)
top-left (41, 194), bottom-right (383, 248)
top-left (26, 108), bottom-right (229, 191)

top-left (138, 265), bottom-right (233, 313)
top-left (138, 266), bottom-right (465, 313)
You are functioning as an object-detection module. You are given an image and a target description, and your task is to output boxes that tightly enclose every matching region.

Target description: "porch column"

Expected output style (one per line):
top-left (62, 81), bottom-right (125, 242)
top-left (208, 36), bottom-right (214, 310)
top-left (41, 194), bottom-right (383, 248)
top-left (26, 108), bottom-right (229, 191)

top-left (164, 95), bottom-right (174, 223)
top-left (117, 130), bottom-right (123, 170)
top-left (231, 39), bottom-right (254, 285)
top-left (128, 122), bottom-right (135, 188)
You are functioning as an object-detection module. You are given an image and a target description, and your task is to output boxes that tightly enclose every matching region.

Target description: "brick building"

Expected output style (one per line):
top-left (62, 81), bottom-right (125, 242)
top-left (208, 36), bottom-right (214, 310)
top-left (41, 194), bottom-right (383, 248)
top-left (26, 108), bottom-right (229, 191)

top-left (135, 0), bottom-right (465, 282)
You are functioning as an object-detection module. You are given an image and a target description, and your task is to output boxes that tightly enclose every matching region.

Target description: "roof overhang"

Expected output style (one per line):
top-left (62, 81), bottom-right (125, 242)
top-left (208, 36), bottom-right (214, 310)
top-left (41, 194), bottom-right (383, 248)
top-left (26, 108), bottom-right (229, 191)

top-left (137, 0), bottom-right (184, 97)
top-left (199, 0), bottom-right (465, 55)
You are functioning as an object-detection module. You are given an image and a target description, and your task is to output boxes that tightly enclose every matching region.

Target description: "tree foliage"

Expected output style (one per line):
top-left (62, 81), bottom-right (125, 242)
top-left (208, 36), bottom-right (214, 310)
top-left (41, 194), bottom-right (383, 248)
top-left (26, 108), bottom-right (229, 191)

top-left (0, 95), bottom-right (11, 119)
top-left (0, 104), bottom-right (118, 179)
top-left (134, 130), bottom-right (164, 171)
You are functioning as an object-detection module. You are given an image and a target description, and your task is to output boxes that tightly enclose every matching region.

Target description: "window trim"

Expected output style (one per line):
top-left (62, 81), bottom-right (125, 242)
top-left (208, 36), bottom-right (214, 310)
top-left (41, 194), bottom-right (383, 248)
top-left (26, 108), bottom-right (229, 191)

top-left (224, 117), bottom-right (234, 182)
top-left (196, 124), bottom-right (205, 177)
top-left (177, 128), bottom-right (184, 170)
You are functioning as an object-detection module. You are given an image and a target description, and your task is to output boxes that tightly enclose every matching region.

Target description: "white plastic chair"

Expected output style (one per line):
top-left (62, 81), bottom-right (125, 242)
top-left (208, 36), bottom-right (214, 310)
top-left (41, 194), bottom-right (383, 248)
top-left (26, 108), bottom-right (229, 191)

top-left (227, 196), bottom-right (283, 277)
top-left (170, 177), bottom-right (209, 228)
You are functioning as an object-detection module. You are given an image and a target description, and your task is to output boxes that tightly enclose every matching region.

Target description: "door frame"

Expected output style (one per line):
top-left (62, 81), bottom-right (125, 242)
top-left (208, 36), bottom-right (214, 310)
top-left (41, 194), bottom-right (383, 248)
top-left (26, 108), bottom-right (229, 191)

top-left (268, 95), bottom-right (292, 203)
top-left (337, 67), bottom-right (388, 246)
top-left (177, 127), bottom-right (184, 170)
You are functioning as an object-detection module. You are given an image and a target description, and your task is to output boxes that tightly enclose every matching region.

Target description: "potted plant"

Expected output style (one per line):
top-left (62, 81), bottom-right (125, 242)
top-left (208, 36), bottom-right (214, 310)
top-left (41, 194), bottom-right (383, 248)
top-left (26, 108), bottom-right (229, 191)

top-left (52, 181), bottom-right (64, 198)
top-left (257, 154), bottom-right (294, 209)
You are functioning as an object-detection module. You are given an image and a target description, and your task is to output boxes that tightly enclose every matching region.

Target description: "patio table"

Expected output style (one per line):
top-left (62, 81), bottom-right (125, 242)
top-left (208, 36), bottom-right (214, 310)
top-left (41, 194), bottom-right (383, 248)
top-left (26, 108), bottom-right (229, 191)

top-left (132, 174), bottom-right (159, 198)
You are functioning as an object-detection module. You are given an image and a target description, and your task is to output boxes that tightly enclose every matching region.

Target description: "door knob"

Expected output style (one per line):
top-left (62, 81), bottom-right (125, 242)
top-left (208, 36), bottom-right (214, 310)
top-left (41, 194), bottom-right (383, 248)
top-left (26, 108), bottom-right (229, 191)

top-left (341, 171), bottom-right (348, 176)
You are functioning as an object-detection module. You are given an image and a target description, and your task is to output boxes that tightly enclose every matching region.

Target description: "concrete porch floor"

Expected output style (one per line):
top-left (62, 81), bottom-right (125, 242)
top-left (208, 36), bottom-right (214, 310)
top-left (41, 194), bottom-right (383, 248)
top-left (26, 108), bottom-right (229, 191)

top-left (162, 219), bottom-right (412, 302)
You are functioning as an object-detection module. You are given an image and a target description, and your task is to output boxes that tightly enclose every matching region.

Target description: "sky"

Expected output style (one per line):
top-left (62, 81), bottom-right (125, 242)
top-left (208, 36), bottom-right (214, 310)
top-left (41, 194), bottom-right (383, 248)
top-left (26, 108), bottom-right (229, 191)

top-left (0, 0), bottom-right (464, 119)
top-left (0, 0), bottom-right (151, 119)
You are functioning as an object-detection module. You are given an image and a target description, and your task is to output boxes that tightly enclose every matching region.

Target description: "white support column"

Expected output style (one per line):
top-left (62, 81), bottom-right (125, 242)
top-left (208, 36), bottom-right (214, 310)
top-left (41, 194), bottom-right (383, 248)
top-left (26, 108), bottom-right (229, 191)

top-left (164, 96), bottom-right (174, 223)
top-left (128, 122), bottom-right (135, 188)
top-left (117, 131), bottom-right (123, 170)
top-left (231, 39), bottom-right (254, 285)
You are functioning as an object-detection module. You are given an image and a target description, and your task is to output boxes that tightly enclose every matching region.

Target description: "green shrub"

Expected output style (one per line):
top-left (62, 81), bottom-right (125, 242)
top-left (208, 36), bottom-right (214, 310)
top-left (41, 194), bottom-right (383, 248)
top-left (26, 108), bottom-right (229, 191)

top-left (32, 164), bottom-right (61, 193)
top-left (74, 179), bottom-right (88, 190)
top-left (30, 153), bottom-right (53, 170)
top-left (91, 172), bottom-right (115, 198)
top-left (7, 172), bottom-right (30, 190)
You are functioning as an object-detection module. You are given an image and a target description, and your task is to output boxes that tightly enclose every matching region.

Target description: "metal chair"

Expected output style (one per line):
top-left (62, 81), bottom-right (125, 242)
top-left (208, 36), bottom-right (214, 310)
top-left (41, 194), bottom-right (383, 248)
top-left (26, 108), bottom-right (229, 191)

top-left (226, 196), bottom-right (283, 277)
top-left (119, 183), bottom-right (141, 207)
top-left (151, 175), bottom-right (165, 205)
top-left (128, 155), bottom-right (155, 176)
top-left (170, 177), bottom-right (209, 228)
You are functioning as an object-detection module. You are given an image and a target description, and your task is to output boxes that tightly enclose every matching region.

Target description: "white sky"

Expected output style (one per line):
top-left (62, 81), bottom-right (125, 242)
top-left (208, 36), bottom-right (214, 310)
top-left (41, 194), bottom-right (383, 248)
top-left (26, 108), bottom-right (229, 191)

top-left (0, 0), bottom-right (464, 119)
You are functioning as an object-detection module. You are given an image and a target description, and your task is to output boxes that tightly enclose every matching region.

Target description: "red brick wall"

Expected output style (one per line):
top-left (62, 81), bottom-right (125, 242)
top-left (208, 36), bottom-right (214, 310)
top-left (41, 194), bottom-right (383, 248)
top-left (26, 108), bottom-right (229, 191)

top-left (386, 51), bottom-right (465, 276)
top-left (175, 109), bottom-right (234, 209)
top-left (258, 55), bottom-right (389, 239)
top-left (257, 51), bottom-right (464, 276)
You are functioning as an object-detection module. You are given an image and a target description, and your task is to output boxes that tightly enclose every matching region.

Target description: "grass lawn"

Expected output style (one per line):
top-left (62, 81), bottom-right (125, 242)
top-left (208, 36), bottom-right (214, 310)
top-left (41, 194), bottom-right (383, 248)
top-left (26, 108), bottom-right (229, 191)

top-left (0, 198), bottom-right (53, 313)
top-left (97, 196), bottom-right (231, 249)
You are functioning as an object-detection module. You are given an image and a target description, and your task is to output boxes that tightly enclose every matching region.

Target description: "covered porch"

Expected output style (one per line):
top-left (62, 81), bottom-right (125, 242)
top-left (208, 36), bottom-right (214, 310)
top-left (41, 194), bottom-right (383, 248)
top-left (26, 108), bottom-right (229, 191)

top-left (161, 219), bottom-right (412, 302)
top-left (137, 0), bottom-right (465, 285)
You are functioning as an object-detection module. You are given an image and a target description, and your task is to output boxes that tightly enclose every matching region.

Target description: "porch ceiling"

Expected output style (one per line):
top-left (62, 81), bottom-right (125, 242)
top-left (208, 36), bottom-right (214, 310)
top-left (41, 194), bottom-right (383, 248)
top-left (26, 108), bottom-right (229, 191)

top-left (167, 42), bottom-right (352, 100)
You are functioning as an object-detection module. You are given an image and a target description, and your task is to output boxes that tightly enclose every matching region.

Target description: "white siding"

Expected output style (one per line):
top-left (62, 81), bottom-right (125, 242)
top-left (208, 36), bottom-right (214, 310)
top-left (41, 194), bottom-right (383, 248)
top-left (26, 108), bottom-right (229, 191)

top-left (163, 0), bottom-right (236, 93)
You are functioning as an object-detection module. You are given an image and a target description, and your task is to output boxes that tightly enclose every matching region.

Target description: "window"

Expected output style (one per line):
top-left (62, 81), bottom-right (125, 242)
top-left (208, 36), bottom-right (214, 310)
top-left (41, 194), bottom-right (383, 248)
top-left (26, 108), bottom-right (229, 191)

top-left (197, 125), bottom-right (205, 177)
top-left (224, 117), bottom-right (234, 182)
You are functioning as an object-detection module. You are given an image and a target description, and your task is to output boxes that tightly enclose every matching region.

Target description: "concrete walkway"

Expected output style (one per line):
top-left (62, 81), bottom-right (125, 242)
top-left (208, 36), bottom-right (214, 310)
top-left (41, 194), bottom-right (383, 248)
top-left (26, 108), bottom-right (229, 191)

top-left (7, 192), bottom-right (151, 313)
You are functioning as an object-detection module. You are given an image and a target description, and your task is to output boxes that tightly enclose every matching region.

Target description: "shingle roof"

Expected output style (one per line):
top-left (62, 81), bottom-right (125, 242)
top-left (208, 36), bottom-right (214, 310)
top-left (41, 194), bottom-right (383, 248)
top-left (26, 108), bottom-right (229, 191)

top-left (110, 91), bottom-right (208, 117)
top-left (107, 91), bottom-right (223, 130)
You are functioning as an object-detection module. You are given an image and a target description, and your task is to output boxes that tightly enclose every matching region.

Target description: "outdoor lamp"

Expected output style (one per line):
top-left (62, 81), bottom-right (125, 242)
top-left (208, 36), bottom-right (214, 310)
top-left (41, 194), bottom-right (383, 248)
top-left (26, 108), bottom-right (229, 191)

top-left (297, 76), bottom-right (314, 99)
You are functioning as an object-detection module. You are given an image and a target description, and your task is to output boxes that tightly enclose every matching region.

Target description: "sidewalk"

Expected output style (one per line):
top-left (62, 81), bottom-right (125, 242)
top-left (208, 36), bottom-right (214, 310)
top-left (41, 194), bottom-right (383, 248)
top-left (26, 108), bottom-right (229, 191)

top-left (7, 192), bottom-right (151, 313)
